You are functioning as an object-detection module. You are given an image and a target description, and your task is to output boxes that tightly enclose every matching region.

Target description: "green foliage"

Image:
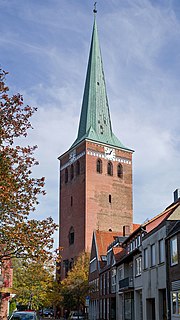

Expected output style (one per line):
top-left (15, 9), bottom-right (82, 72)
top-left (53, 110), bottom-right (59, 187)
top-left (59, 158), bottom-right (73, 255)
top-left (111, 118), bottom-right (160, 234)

top-left (61, 252), bottom-right (90, 311)
top-left (12, 258), bottom-right (56, 310)
top-left (0, 68), bottom-right (58, 264)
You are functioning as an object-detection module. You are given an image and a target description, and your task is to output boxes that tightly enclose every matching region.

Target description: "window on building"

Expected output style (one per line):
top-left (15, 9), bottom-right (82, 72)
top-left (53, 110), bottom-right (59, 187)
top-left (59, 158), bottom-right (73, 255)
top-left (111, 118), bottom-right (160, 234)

top-left (171, 291), bottom-right (180, 315)
top-left (76, 160), bottom-right (80, 175)
top-left (107, 271), bottom-right (109, 294)
top-left (135, 257), bottom-right (142, 276)
top-left (100, 275), bottom-right (102, 295)
top-left (129, 262), bottom-right (133, 282)
top-left (109, 194), bottom-right (112, 203)
top-left (132, 239), bottom-right (136, 250)
top-left (159, 239), bottom-right (165, 264)
top-left (137, 235), bottom-right (141, 247)
top-left (124, 292), bottom-right (133, 320)
top-left (130, 241), bottom-right (133, 252)
top-left (70, 164), bottom-right (74, 180)
top-left (170, 236), bottom-right (178, 266)
top-left (151, 244), bottom-right (156, 266)
top-left (69, 227), bottom-right (74, 245)
top-left (144, 248), bottom-right (148, 269)
top-left (65, 168), bottom-right (68, 183)
top-left (100, 299), bottom-right (102, 319)
top-left (71, 196), bottom-right (73, 206)
top-left (117, 163), bottom-right (123, 178)
top-left (97, 159), bottom-right (102, 173)
top-left (103, 274), bottom-right (105, 295)
top-left (107, 252), bottom-right (111, 265)
top-left (104, 272), bottom-right (107, 295)
top-left (118, 265), bottom-right (124, 280)
top-left (107, 298), bottom-right (109, 320)
top-left (111, 268), bottom-right (116, 293)
top-left (107, 161), bottom-right (113, 176)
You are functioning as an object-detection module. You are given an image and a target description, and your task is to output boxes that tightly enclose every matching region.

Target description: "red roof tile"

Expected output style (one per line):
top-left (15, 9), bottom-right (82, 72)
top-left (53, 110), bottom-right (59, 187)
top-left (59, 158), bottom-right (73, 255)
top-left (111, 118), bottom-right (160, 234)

top-left (95, 230), bottom-right (123, 260)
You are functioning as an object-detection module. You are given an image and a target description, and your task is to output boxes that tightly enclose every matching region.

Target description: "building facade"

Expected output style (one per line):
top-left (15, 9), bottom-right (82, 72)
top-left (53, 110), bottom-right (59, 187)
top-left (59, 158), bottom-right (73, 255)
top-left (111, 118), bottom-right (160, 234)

top-left (88, 197), bottom-right (180, 320)
top-left (166, 206), bottom-right (180, 320)
top-left (0, 259), bottom-right (13, 319)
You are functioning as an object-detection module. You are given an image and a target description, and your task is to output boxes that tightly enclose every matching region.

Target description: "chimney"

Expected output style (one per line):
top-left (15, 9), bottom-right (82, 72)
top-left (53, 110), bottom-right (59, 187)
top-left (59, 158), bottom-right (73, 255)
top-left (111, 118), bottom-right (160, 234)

top-left (174, 189), bottom-right (180, 202)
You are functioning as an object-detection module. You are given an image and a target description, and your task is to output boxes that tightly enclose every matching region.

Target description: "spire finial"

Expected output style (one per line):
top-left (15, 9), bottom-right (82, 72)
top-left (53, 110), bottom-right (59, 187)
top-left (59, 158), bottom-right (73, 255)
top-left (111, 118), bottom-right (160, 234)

top-left (93, 2), bottom-right (97, 14)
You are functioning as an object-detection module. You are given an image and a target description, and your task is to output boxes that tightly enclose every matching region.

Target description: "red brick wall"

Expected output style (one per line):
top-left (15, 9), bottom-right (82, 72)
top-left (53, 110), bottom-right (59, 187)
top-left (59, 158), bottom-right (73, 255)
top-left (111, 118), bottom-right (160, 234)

top-left (0, 259), bottom-right (13, 319)
top-left (59, 142), bottom-right (86, 277)
top-left (59, 140), bottom-right (133, 275)
top-left (85, 141), bottom-right (133, 252)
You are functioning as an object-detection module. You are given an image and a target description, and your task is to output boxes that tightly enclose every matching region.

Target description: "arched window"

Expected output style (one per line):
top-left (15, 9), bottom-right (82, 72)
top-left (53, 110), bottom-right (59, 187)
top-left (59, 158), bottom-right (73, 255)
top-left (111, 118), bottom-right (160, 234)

top-left (96, 159), bottom-right (102, 174)
top-left (70, 164), bottom-right (74, 180)
top-left (65, 168), bottom-right (68, 183)
top-left (107, 161), bottom-right (113, 176)
top-left (117, 163), bottom-right (123, 178)
top-left (69, 227), bottom-right (74, 245)
top-left (76, 160), bottom-right (80, 175)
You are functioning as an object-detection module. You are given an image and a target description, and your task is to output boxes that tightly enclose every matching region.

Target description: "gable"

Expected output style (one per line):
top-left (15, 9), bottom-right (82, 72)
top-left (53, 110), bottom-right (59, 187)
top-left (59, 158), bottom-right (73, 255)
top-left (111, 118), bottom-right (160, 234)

top-left (167, 205), bottom-right (180, 220)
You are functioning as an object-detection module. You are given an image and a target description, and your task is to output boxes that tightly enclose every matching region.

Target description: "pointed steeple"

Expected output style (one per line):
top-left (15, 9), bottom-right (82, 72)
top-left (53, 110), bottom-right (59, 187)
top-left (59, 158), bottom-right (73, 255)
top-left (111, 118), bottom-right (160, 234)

top-left (71, 15), bottom-right (129, 151)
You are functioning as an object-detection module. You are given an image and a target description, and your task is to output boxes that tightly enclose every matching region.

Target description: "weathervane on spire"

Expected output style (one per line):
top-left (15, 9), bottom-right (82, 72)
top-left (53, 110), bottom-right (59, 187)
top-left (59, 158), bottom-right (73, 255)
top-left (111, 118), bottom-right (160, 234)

top-left (93, 2), bottom-right (97, 14)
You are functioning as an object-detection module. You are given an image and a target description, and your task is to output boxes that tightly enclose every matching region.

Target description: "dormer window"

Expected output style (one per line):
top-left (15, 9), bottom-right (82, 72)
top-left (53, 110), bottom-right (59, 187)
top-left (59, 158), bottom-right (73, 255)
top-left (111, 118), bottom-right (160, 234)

top-left (101, 255), bottom-right (107, 262)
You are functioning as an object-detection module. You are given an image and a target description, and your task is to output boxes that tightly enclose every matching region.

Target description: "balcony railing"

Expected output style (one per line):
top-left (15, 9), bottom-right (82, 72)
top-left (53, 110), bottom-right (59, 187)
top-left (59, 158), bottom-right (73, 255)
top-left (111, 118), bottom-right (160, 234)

top-left (119, 277), bottom-right (134, 290)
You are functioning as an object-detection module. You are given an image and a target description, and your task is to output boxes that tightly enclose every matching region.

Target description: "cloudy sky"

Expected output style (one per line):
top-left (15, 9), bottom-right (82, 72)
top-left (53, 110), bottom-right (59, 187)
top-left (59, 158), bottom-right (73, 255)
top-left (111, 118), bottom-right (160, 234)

top-left (1, 0), bottom-right (180, 244)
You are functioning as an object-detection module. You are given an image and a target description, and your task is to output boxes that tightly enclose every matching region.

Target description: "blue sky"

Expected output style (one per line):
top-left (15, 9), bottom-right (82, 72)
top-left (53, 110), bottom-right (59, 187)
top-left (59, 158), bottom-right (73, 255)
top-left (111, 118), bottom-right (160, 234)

top-left (1, 0), bottom-right (180, 244)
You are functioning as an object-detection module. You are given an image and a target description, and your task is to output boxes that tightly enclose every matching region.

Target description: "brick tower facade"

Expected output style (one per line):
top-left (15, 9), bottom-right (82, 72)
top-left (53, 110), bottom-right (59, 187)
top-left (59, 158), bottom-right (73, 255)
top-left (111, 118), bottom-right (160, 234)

top-left (59, 16), bottom-right (133, 278)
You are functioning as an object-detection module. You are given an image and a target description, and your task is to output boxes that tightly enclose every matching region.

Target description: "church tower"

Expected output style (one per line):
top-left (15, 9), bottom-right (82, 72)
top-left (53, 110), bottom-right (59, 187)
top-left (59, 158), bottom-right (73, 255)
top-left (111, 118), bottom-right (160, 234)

top-left (59, 14), bottom-right (133, 277)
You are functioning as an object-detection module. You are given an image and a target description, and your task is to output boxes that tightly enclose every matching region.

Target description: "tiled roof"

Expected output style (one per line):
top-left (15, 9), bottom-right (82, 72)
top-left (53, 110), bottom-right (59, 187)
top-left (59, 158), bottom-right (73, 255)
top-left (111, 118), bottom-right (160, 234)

top-left (143, 200), bottom-right (180, 233)
top-left (133, 223), bottom-right (141, 231)
top-left (95, 230), bottom-right (123, 260)
top-left (124, 200), bottom-right (180, 243)
top-left (113, 247), bottom-right (124, 262)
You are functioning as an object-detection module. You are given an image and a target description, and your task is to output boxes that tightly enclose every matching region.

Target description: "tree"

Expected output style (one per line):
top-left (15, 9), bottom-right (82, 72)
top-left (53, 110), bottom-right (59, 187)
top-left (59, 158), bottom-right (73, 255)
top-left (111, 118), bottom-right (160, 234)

top-left (12, 258), bottom-right (55, 310)
top-left (61, 253), bottom-right (90, 313)
top-left (0, 68), bottom-right (58, 263)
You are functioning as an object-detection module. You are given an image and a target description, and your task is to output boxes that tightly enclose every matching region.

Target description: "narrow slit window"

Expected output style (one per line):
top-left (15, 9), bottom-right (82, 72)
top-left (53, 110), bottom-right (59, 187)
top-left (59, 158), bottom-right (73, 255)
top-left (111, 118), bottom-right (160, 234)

top-left (71, 196), bottom-right (73, 206)
top-left (109, 194), bottom-right (112, 203)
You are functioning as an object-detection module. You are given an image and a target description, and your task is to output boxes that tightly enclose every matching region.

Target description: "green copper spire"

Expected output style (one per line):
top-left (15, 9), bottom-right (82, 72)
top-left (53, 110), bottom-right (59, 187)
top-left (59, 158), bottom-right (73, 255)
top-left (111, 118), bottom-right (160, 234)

top-left (71, 16), bottom-right (129, 151)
